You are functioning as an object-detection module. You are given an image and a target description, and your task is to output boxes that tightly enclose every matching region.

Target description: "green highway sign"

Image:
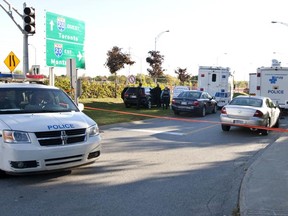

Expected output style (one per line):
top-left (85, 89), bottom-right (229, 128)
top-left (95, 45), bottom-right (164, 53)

top-left (45, 11), bottom-right (85, 68)
top-left (46, 39), bottom-right (85, 68)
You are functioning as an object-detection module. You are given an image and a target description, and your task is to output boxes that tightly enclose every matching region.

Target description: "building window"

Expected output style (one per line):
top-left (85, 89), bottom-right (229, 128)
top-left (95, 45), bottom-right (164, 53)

top-left (212, 74), bottom-right (217, 82)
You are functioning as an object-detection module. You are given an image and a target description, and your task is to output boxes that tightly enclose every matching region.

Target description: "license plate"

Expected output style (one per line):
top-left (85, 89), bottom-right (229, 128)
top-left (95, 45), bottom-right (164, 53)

top-left (130, 95), bottom-right (136, 98)
top-left (234, 120), bottom-right (244, 124)
top-left (181, 101), bottom-right (187, 105)
top-left (177, 106), bottom-right (193, 109)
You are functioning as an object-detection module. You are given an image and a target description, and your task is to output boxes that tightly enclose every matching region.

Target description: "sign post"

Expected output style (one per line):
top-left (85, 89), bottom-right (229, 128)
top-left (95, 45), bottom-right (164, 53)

top-left (66, 58), bottom-right (77, 89)
top-left (66, 58), bottom-right (78, 104)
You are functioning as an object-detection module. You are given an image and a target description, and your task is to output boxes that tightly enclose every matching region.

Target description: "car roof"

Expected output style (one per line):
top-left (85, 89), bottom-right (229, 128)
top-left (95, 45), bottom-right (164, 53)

top-left (234, 95), bottom-right (268, 100)
top-left (181, 90), bottom-right (204, 93)
top-left (0, 83), bottom-right (59, 90)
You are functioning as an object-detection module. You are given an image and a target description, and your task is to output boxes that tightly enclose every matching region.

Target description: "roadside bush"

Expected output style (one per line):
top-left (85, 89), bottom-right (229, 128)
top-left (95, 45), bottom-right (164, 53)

top-left (54, 76), bottom-right (127, 99)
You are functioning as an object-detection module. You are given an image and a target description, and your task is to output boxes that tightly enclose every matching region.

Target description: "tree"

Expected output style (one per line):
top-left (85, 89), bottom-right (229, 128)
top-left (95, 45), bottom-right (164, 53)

top-left (146, 50), bottom-right (165, 83)
top-left (191, 75), bottom-right (198, 89)
top-left (175, 67), bottom-right (190, 85)
top-left (105, 46), bottom-right (135, 97)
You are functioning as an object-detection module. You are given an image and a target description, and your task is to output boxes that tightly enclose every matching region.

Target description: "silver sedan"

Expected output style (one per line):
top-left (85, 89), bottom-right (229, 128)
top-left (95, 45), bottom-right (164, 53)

top-left (220, 95), bottom-right (281, 135)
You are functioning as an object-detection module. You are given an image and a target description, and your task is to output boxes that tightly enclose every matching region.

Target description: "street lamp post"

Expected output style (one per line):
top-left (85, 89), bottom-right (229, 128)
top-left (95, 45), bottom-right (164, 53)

top-left (271, 21), bottom-right (288, 27)
top-left (155, 30), bottom-right (169, 51)
top-left (271, 21), bottom-right (288, 66)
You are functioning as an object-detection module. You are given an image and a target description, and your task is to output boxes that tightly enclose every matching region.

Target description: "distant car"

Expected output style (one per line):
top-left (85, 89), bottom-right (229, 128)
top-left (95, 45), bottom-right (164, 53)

top-left (171, 90), bottom-right (217, 117)
top-left (123, 86), bottom-right (157, 109)
top-left (220, 95), bottom-right (281, 135)
top-left (172, 85), bottom-right (190, 98)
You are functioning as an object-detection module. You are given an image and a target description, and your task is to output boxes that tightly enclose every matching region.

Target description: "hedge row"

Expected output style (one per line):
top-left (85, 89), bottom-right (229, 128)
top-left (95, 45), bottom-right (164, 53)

top-left (53, 76), bottom-right (133, 99)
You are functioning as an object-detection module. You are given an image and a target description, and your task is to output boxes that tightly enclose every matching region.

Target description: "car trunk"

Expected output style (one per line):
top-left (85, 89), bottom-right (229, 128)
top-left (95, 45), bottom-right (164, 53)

top-left (225, 106), bottom-right (259, 120)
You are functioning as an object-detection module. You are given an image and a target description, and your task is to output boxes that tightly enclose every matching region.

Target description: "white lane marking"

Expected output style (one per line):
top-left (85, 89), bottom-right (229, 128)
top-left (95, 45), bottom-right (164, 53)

top-left (110, 127), bottom-right (183, 136)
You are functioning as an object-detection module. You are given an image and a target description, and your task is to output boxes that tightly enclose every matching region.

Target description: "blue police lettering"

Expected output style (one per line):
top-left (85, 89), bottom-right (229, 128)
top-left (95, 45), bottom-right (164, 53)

top-left (47, 124), bottom-right (75, 130)
top-left (275, 76), bottom-right (284, 80)
top-left (268, 90), bottom-right (284, 94)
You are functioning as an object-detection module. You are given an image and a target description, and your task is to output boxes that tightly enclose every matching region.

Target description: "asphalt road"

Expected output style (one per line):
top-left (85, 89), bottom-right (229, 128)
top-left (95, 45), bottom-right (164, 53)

top-left (0, 111), bottom-right (283, 216)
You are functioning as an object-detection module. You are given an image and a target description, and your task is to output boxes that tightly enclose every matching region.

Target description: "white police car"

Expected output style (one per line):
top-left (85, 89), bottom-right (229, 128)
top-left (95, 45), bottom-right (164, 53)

top-left (0, 83), bottom-right (101, 175)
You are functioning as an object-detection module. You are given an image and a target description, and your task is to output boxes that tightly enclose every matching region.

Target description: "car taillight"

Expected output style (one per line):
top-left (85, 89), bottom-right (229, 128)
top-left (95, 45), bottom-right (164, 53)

top-left (124, 93), bottom-right (128, 97)
top-left (193, 101), bottom-right (200, 106)
top-left (172, 99), bottom-right (176, 104)
top-left (253, 110), bottom-right (264, 117)
top-left (221, 107), bottom-right (227, 114)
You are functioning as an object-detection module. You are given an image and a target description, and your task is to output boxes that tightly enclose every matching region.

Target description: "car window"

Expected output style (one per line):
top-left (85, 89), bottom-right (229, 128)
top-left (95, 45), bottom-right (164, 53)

top-left (178, 91), bottom-right (186, 97)
top-left (180, 91), bottom-right (200, 99)
top-left (126, 88), bottom-right (137, 94)
top-left (230, 97), bottom-right (262, 107)
top-left (201, 93), bottom-right (207, 99)
top-left (230, 98), bottom-right (248, 106)
top-left (216, 92), bottom-right (228, 97)
top-left (248, 98), bottom-right (262, 107)
top-left (0, 88), bottom-right (78, 113)
top-left (193, 92), bottom-right (201, 98)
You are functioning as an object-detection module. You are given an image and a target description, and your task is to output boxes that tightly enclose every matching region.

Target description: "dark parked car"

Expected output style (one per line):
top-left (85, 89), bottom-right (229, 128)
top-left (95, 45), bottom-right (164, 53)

top-left (123, 87), bottom-right (157, 109)
top-left (171, 90), bottom-right (217, 116)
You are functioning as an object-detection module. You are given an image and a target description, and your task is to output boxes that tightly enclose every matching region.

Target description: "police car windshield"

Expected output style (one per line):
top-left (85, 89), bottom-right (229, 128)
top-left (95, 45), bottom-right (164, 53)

top-left (0, 88), bottom-right (79, 113)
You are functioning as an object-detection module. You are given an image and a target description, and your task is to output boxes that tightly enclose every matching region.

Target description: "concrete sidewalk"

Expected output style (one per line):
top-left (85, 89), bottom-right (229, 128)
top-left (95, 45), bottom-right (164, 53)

top-left (240, 133), bottom-right (288, 216)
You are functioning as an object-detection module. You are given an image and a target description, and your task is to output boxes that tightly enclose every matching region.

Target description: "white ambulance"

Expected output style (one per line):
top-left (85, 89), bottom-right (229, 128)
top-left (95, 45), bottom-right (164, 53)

top-left (198, 66), bottom-right (234, 108)
top-left (0, 83), bottom-right (101, 175)
top-left (248, 73), bottom-right (257, 95)
top-left (256, 59), bottom-right (288, 110)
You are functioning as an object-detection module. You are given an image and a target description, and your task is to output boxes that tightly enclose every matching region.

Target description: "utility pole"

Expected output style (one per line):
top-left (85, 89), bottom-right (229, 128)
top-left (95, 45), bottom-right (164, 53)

top-left (0, 0), bottom-right (35, 76)
top-left (23, 2), bottom-right (29, 76)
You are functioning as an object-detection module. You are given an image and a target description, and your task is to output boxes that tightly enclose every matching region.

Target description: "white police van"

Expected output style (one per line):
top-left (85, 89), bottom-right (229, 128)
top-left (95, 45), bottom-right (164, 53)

top-left (198, 66), bottom-right (234, 108)
top-left (255, 60), bottom-right (288, 110)
top-left (0, 83), bottom-right (101, 175)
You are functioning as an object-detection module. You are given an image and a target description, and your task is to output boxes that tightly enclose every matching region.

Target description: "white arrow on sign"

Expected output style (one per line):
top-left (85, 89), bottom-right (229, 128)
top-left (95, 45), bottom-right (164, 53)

top-left (50, 20), bottom-right (54, 31)
top-left (77, 51), bottom-right (83, 61)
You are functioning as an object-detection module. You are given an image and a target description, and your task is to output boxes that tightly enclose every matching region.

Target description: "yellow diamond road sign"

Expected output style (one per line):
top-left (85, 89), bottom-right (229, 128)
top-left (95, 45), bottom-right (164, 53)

top-left (4, 51), bottom-right (20, 72)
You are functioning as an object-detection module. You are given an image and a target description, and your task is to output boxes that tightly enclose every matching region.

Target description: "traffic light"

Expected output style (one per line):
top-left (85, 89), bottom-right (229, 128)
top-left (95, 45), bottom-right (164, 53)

top-left (23, 7), bottom-right (35, 34)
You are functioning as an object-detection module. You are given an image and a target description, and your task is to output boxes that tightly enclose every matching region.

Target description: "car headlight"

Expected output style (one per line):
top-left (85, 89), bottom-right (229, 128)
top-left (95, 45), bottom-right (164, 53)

top-left (87, 125), bottom-right (99, 137)
top-left (2, 130), bottom-right (31, 144)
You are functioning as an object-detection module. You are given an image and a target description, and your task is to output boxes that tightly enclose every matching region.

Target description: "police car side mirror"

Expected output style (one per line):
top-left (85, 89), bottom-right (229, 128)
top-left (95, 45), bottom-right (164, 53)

top-left (78, 103), bottom-right (84, 111)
